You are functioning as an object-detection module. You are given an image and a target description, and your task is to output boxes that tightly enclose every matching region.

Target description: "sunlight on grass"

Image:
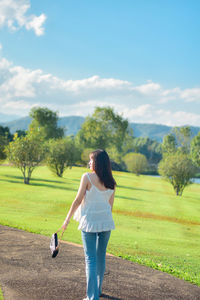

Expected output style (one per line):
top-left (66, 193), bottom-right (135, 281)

top-left (0, 287), bottom-right (4, 300)
top-left (0, 165), bottom-right (200, 286)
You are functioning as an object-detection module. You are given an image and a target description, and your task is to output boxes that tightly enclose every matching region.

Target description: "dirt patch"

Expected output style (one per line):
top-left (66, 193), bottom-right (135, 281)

top-left (0, 225), bottom-right (200, 300)
top-left (113, 209), bottom-right (200, 226)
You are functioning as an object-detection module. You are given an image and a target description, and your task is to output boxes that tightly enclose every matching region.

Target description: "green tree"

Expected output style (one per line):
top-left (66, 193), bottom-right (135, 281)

top-left (15, 130), bottom-right (27, 137)
top-left (29, 107), bottom-right (64, 140)
top-left (190, 131), bottom-right (200, 167)
top-left (5, 130), bottom-right (44, 184)
top-left (120, 131), bottom-right (135, 154)
top-left (0, 126), bottom-right (13, 162)
top-left (0, 135), bottom-right (7, 162)
top-left (123, 152), bottom-right (148, 176)
top-left (106, 146), bottom-right (123, 165)
top-left (0, 126), bottom-right (13, 141)
top-left (46, 137), bottom-right (76, 177)
top-left (172, 126), bottom-right (192, 154)
top-left (162, 126), bottom-right (192, 156)
top-left (77, 107), bottom-right (132, 152)
top-left (162, 134), bottom-right (177, 156)
top-left (132, 137), bottom-right (162, 164)
top-left (81, 148), bottom-right (94, 166)
top-left (158, 153), bottom-right (197, 196)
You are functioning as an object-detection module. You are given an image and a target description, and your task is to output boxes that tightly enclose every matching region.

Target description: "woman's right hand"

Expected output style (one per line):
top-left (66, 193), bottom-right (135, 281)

top-left (61, 219), bottom-right (69, 232)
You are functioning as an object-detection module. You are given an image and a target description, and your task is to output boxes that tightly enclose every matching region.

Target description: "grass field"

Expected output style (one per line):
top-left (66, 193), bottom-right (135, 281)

top-left (0, 287), bottom-right (3, 300)
top-left (0, 165), bottom-right (200, 286)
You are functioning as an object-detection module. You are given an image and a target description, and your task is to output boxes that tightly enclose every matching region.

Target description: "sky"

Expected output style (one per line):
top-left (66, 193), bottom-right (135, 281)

top-left (0, 0), bottom-right (200, 126)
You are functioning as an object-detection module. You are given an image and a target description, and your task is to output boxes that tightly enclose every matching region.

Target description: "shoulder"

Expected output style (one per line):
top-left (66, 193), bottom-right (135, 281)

top-left (78, 173), bottom-right (90, 189)
top-left (81, 173), bottom-right (89, 182)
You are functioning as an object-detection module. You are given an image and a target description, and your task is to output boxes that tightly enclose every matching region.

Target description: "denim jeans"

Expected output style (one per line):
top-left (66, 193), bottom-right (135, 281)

top-left (81, 230), bottom-right (111, 300)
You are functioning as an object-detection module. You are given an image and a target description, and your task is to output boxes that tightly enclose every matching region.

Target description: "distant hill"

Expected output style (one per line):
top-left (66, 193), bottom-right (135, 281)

top-left (58, 116), bottom-right (85, 135)
top-left (0, 112), bottom-right (20, 123)
top-left (1, 116), bottom-right (32, 133)
top-left (129, 123), bottom-right (172, 142)
top-left (0, 116), bottom-right (85, 136)
top-left (1, 116), bottom-right (199, 142)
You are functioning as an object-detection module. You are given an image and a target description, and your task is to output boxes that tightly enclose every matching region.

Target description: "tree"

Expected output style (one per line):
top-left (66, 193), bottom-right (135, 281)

top-left (0, 126), bottom-right (13, 141)
top-left (158, 153), bottom-right (197, 196)
top-left (5, 130), bottom-right (44, 184)
top-left (77, 107), bottom-right (132, 152)
top-left (81, 148), bottom-right (94, 166)
top-left (190, 131), bottom-right (200, 167)
top-left (0, 135), bottom-right (7, 162)
top-left (15, 130), bottom-right (27, 137)
top-left (132, 137), bottom-right (162, 164)
top-left (29, 107), bottom-right (64, 140)
top-left (46, 137), bottom-right (76, 177)
top-left (162, 134), bottom-right (177, 156)
top-left (106, 146), bottom-right (123, 165)
top-left (0, 126), bottom-right (13, 162)
top-left (162, 126), bottom-right (192, 156)
top-left (123, 152), bottom-right (148, 176)
top-left (120, 131), bottom-right (135, 154)
top-left (172, 126), bottom-right (192, 154)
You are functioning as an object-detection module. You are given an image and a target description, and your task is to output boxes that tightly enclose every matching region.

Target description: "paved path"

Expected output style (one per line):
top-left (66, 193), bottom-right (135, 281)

top-left (0, 225), bottom-right (200, 300)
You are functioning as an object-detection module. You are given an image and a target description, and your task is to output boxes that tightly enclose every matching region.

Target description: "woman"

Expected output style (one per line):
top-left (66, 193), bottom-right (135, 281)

top-left (61, 149), bottom-right (116, 300)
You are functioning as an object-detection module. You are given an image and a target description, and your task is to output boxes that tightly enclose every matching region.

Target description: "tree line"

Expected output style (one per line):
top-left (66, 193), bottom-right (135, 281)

top-left (0, 106), bottom-right (200, 195)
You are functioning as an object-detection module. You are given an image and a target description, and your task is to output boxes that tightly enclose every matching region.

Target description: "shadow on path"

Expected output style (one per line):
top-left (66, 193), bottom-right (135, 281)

top-left (101, 293), bottom-right (123, 300)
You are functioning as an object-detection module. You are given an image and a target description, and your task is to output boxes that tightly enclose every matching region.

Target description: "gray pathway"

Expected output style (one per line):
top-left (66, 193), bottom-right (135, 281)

top-left (0, 225), bottom-right (200, 300)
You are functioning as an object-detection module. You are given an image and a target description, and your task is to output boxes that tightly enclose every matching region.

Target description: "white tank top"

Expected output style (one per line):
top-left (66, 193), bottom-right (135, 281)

top-left (73, 173), bottom-right (115, 232)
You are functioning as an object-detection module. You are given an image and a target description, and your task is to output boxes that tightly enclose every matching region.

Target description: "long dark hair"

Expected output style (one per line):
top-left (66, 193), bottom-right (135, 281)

top-left (90, 149), bottom-right (116, 189)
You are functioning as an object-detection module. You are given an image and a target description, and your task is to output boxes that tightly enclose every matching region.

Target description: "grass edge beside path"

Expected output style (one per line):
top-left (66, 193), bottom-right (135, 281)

top-left (117, 253), bottom-right (199, 286)
top-left (0, 286), bottom-right (4, 300)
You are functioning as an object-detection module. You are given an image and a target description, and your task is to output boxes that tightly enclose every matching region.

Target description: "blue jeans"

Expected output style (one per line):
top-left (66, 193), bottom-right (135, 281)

top-left (81, 230), bottom-right (111, 300)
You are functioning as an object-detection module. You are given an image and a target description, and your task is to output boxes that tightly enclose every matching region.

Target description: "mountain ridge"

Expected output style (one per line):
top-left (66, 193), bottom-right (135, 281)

top-left (1, 115), bottom-right (199, 142)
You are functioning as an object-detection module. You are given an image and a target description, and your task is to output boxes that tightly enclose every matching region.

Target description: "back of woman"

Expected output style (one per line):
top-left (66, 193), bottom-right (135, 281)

top-left (74, 172), bottom-right (115, 233)
top-left (61, 149), bottom-right (116, 300)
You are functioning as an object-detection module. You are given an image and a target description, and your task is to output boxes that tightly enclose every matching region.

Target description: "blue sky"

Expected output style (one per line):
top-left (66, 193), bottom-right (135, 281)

top-left (0, 0), bottom-right (200, 126)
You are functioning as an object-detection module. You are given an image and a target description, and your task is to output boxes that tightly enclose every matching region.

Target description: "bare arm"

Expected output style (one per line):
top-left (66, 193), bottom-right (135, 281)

top-left (109, 187), bottom-right (115, 211)
top-left (61, 173), bottom-right (88, 230)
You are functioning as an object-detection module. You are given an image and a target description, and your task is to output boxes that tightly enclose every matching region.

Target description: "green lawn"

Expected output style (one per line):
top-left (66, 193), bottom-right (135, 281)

top-left (0, 287), bottom-right (3, 300)
top-left (0, 165), bottom-right (200, 286)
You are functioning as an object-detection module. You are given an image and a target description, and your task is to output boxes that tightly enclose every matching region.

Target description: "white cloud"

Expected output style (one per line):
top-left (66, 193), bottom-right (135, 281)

top-left (121, 106), bottom-right (200, 127)
top-left (25, 13), bottom-right (46, 36)
top-left (0, 56), bottom-right (200, 126)
top-left (153, 110), bottom-right (200, 127)
top-left (0, 64), bottom-right (43, 98)
top-left (56, 75), bottom-right (131, 94)
top-left (0, 57), bottom-right (11, 69)
top-left (122, 104), bottom-right (153, 119)
top-left (132, 81), bottom-right (161, 95)
top-left (180, 88), bottom-right (200, 102)
top-left (159, 87), bottom-right (200, 104)
top-left (0, 0), bottom-right (46, 36)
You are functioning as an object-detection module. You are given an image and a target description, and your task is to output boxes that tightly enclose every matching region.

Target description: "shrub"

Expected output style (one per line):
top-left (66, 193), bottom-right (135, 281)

top-left (123, 152), bottom-right (148, 176)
